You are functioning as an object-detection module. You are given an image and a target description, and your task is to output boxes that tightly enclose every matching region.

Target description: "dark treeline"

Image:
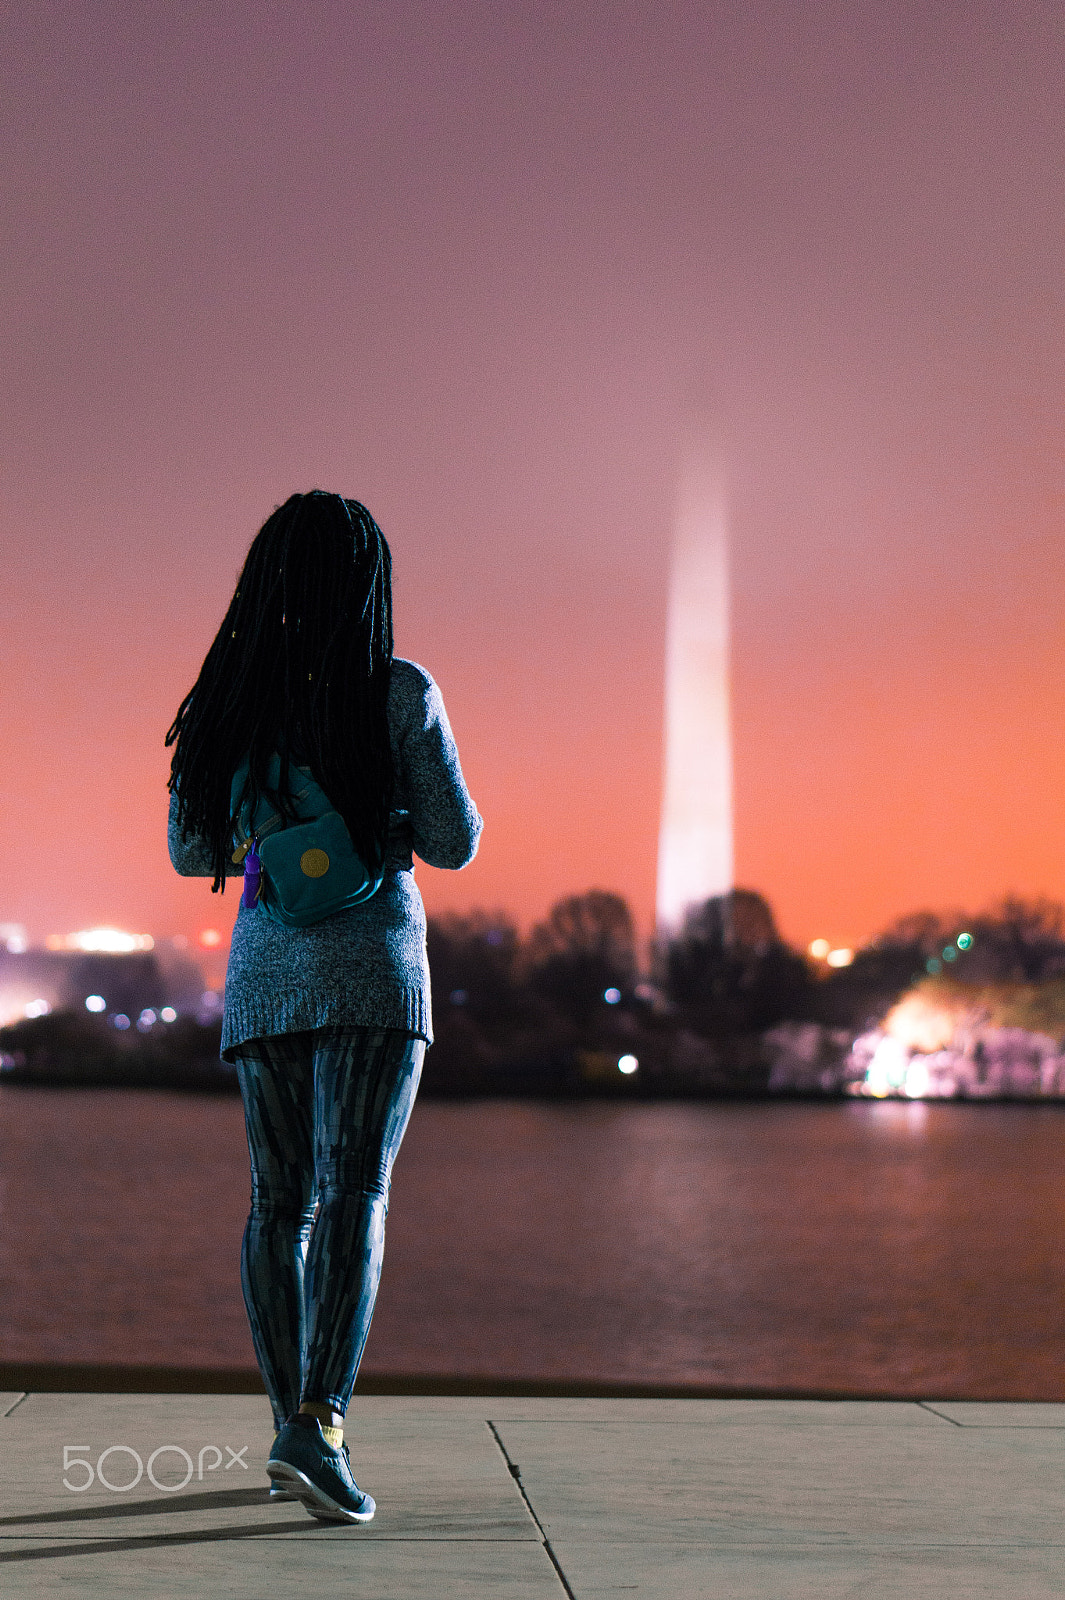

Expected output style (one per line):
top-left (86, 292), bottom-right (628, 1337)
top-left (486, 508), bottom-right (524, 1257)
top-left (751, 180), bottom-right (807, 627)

top-left (813, 897), bottom-right (1065, 1026)
top-left (424, 887), bottom-right (817, 1096)
top-left (0, 1009), bottom-right (230, 1091)
top-left (422, 889), bottom-right (1065, 1096)
top-left (4, 891), bottom-right (1065, 1096)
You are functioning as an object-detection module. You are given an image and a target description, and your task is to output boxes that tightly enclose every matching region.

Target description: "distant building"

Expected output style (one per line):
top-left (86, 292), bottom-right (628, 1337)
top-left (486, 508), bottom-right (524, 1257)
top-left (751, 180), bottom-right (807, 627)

top-left (0, 946), bottom-right (208, 1028)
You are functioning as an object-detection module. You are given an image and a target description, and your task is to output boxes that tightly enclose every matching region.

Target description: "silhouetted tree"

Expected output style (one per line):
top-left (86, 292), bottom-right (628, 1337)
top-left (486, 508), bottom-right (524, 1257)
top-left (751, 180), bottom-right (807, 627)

top-left (525, 890), bottom-right (637, 1027)
top-left (842, 910), bottom-right (955, 994)
top-left (811, 897), bottom-right (1065, 1030)
top-left (425, 911), bottom-right (526, 1032)
top-left (968, 897), bottom-right (1065, 983)
top-left (846, 897), bottom-right (1065, 991)
top-left (657, 889), bottom-right (812, 1034)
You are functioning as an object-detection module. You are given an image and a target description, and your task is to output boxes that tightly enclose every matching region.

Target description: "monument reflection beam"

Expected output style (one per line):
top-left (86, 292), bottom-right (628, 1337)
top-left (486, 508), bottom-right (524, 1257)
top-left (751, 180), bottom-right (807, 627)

top-left (656, 451), bottom-right (733, 931)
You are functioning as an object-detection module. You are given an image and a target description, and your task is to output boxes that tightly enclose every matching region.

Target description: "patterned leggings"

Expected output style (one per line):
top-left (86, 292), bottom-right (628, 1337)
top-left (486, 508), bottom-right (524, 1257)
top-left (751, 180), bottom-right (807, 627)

top-left (232, 1025), bottom-right (424, 1427)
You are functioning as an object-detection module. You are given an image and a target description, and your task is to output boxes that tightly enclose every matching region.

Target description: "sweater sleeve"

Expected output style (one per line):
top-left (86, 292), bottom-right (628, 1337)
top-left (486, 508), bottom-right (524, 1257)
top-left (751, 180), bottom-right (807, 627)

top-left (167, 789), bottom-right (242, 878)
top-left (395, 667), bottom-right (483, 870)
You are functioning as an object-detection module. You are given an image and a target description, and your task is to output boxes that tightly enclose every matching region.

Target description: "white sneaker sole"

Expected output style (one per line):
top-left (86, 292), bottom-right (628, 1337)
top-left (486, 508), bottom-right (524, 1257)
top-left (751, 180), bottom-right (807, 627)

top-left (267, 1460), bottom-right (375, 1523)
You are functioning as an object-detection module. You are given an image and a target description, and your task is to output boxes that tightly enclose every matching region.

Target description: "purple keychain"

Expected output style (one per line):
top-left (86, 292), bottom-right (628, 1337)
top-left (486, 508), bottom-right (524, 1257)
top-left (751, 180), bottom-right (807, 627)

top-left (241, 838), bottom-right (262, 909)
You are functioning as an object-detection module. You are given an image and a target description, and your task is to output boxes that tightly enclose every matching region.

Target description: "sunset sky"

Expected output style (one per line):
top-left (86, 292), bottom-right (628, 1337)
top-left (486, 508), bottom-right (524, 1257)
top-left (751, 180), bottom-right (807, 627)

top-left (2, 1), bottom-right (1063, 960)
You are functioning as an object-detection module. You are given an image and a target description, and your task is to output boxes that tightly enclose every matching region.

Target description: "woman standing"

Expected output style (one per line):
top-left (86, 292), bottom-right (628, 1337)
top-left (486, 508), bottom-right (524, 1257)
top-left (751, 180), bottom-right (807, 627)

top-left (166, 491), bottom-right (482, 1523)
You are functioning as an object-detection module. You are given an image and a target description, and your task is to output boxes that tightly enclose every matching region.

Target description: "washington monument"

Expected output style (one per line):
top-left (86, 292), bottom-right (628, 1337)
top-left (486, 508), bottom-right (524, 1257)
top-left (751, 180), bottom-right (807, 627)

top-left (656, 445), bottom-right (734, 929)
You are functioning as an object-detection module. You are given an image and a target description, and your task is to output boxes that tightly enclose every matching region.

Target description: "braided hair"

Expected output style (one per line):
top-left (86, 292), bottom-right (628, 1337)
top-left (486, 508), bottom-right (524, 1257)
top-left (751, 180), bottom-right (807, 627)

top-left (166, 491), bottom-right (395, 893)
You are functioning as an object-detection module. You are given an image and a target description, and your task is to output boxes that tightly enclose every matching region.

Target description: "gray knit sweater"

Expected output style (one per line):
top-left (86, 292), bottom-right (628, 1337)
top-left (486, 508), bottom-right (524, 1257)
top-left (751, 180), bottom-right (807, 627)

top-left (167, 659), bottom-right (482, 1059)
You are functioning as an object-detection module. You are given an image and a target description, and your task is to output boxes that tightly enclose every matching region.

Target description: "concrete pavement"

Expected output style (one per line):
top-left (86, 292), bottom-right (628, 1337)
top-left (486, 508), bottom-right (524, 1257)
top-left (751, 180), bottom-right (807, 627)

top-left (3, 1392), bottom-right (1065, 1596)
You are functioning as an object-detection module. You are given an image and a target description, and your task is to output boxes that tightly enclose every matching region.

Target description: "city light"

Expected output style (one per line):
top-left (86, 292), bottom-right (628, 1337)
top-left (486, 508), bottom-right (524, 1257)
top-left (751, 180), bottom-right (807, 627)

top-left (864, 1034), bottom-right (908, 1096)
top-left (84, 995), bottom-right (106, 1013)
top-left (904, 1059), bottom-right (931, 1098)
top-left (883, 992), bottom-right (957, 1053)
top-left (603, 987), bottom-right (621, 1004)
top-left (199, 929), bottom-right (222, 948)
top-left (826, 948), bottom-right (854, 968)
top-left (618, 1054), bottom-right (639, 1075)
top-left (24, 998), bottom-right (49, 1019)
top-left (808, 939), bottom-right (830, 959)
top-left (47, 928), bottom-right (154, 953)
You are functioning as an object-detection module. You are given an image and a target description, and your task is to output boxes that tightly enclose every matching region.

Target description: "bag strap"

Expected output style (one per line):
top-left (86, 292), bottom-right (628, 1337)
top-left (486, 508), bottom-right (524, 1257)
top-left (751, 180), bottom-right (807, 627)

top-left (229, 752), bottom-right (335, 864)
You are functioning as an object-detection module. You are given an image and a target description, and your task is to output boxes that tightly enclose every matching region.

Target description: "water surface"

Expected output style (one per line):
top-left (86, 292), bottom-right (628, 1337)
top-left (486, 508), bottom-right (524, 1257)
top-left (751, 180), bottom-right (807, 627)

top-left (2, 1091), bottom-right (1063, 1396)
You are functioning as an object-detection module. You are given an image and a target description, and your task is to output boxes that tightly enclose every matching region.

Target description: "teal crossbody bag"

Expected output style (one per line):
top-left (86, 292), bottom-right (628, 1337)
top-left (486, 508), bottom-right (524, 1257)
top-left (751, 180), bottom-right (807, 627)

top-left (230, 754), bottom-right (384, 926)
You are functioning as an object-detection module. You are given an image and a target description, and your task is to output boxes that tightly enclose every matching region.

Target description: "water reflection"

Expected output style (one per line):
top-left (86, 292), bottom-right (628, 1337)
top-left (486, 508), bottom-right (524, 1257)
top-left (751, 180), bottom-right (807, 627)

top-left (0, 1092), bottom-right (1062, 1397)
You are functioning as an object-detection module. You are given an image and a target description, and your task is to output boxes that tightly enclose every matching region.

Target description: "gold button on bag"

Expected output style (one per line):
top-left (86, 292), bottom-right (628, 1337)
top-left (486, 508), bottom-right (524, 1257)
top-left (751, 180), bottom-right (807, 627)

top-left (246, 802), bottom-right (381, 924)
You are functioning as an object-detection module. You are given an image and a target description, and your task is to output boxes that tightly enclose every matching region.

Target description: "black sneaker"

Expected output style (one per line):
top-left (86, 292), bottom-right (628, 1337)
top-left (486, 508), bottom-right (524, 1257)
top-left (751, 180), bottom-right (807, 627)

top-left (267, 1413), bottom-right (376, 1523)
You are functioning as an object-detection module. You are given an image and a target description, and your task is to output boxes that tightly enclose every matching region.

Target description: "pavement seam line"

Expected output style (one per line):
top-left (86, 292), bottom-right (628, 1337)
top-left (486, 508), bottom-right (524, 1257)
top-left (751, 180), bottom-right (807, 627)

top-left (917, 1402), bottom-right (964, 1426)
top-left (486, 1420), bottom-right (577, 1600)
top-left (0, 1393), bottom-right (28, 1418)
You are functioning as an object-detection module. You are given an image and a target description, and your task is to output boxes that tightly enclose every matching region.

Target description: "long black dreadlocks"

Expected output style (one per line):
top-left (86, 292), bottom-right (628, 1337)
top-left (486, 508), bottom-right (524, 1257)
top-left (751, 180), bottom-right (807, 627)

top-left (166, 491), bottom-right (395, 894)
